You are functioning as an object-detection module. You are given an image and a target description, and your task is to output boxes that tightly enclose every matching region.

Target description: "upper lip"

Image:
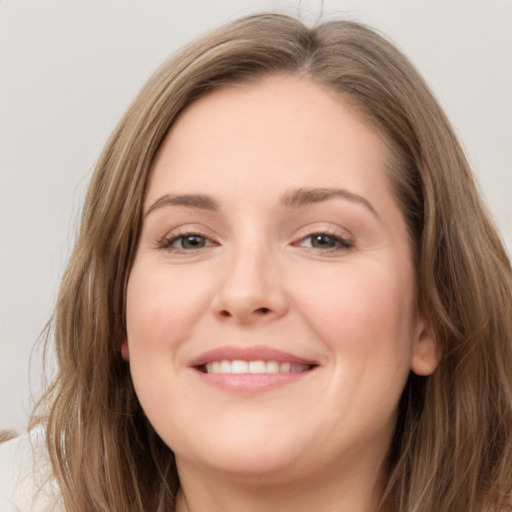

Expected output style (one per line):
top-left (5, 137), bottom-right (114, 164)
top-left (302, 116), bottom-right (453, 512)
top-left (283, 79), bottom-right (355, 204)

top-left (188, 345), bottom-right (318, 368)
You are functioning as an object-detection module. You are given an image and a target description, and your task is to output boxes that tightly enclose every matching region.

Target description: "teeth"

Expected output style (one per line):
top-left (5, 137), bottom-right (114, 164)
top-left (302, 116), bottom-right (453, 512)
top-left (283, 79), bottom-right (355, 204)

top-left (231, 360), bottom-right (249, 374)
top-left (266, 361), bottom-right (280, 373)
top-left (220, 360), bottom-right (231, 373)
top-left (204, 360), bottom-right (310, 374)
top-left (279, 362), bottom-right (291, 373)
top-left (248, 360), bottom-right (266, 373)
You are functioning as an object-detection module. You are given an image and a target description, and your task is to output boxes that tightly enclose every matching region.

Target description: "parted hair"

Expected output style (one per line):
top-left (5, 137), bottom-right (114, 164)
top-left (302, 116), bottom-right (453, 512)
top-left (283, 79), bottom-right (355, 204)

top-left (34, 13), bottom-right (512, 512)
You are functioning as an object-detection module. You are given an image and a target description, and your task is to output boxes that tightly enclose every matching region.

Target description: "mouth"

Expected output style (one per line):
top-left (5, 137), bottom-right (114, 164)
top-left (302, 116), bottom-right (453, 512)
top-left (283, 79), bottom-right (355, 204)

top-left (189, 346), bottom-right (318, 392)
top-left (199, 360), bottom-right (314, 374)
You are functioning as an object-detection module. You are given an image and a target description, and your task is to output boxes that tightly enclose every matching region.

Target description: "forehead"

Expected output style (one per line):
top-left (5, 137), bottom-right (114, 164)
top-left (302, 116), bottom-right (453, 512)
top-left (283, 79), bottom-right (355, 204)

top-left (147, 75), bottom-right (391, 207)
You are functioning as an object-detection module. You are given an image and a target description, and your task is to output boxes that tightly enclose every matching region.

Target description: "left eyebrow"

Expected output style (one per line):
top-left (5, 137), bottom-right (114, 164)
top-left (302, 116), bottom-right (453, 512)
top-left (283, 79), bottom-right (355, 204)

top-left (281, 187), bottom-right (378, 218)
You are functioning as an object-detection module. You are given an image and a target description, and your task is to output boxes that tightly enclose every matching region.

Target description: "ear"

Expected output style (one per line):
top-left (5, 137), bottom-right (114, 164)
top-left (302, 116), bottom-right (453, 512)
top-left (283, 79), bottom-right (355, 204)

top-left (410, 314), bottom-right (441, 376)
top-left (121, 339), bottom-right (130, 362)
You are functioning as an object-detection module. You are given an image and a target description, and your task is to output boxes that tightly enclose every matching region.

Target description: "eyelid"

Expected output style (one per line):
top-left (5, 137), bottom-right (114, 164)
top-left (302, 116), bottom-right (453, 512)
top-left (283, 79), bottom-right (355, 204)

top-left (291, 223), bottom-right (353, 242)
top-left (155, 225), bottom-right (220, 251)
top-left (297, 233), bottom-right (353, 249)
top-left (290, 224), bottom-right (355, 252)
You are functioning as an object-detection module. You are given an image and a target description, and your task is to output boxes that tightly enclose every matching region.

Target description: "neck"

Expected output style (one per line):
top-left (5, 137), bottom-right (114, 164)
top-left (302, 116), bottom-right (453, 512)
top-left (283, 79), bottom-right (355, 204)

top-left (174, 454), bottom-right (385, 512)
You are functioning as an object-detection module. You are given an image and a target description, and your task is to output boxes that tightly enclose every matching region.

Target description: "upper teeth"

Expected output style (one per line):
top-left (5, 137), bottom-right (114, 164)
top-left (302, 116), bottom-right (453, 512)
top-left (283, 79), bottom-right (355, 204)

top-left (204, 360), bottom-right (309, 374)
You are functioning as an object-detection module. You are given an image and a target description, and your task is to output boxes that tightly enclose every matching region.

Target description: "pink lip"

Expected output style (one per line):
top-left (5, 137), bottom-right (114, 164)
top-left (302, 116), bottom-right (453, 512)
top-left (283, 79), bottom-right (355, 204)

top-left (188, 345), bottom-right (318, 393)
top-left (188, 345), bottom-right (317, 367)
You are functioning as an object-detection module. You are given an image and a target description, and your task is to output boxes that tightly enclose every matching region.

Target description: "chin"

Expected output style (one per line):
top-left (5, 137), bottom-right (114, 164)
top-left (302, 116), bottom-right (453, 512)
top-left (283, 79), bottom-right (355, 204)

top-left (206, 451), bottom-right (296, 479)
top-left (171, 423), bottom-right (310, 482)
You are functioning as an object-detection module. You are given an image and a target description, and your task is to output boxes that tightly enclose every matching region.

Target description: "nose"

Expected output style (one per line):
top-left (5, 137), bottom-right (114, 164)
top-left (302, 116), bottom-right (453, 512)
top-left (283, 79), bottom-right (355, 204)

top-left (211, 245), bottom-right (288, 324)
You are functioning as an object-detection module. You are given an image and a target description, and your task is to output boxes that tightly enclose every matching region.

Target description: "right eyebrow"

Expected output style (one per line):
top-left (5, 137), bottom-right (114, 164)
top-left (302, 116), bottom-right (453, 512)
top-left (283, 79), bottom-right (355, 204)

top-left (145, 193), bottom-right (219, 217)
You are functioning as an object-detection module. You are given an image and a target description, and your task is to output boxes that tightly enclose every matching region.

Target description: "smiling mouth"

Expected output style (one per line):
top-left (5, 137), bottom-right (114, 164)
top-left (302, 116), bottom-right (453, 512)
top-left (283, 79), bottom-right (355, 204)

top-left (199, 360), bottom-right (314, 374)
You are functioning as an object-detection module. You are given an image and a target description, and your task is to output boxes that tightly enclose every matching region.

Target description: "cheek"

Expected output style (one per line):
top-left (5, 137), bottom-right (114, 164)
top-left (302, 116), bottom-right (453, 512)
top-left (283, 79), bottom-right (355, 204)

top-left (125, 261), bottom-right (211, 433)
top-left (126, 260), bottom-right (214, 352)
top-left (291, 259), bottom-right (417, 366)
top-left (275, 260), bottom-right (418, 455)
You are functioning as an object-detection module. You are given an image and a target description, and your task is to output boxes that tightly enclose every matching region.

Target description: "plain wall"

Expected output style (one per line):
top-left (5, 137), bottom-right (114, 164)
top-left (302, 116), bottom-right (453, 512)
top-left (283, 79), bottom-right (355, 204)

top-left (1, 0), bottom-right (511, 432)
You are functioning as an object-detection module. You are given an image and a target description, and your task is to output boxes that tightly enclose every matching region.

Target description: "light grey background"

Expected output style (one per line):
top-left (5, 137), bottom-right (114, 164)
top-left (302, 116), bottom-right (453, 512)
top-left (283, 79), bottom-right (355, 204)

top-left (1, 0), bottom-right (511, 432)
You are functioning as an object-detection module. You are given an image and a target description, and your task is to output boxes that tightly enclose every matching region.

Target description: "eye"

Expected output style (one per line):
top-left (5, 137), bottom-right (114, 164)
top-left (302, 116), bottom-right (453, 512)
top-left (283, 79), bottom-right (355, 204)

top-left (175, 234), bottom-right (207, 249)
top-left (159, 232), bottom-right (217, 251)
top-left (299, 233), bottom-right (353, 251)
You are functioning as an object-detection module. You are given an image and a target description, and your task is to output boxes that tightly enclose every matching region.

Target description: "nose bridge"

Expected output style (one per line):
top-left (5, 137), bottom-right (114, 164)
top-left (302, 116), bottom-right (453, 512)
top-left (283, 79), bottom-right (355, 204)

top-left (212, 234), bottom-right (287, 322)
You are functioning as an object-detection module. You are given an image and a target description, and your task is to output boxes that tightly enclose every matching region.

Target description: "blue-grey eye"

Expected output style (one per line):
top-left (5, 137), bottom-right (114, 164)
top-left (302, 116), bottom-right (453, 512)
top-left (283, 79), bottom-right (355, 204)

top-left (309, 234), bottom-right (339, 248)
top-left (179, 235), bottom-right (207, 249)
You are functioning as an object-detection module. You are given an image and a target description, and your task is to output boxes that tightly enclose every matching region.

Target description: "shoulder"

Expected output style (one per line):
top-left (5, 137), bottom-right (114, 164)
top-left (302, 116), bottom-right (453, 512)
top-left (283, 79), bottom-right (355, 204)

top-left (0, 425), bottom-right (62, 511)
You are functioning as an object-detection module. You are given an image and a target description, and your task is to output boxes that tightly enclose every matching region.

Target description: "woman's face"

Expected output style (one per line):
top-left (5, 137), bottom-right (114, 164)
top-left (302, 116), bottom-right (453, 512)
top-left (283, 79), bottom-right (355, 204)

top-left (124, 75), bottom-right (438, 484)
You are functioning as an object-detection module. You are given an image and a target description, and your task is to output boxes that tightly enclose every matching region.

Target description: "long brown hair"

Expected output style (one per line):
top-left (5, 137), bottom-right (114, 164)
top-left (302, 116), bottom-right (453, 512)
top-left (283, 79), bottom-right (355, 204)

top-left (35, 13), bottom-right (512, 511)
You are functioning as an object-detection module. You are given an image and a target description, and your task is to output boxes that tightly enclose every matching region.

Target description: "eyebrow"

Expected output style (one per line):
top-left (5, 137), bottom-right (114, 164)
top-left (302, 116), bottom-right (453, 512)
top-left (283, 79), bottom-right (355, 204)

top-left (145, 187), bottom-right (377, 218)
top-left (281, 187), bottom-right (378, 217)
top-left (145, 193), bottom-right (219, 217)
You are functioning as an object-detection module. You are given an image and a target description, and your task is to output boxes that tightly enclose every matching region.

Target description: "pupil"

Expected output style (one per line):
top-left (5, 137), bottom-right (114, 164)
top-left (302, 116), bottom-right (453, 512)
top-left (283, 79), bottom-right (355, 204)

top-left (312, 234), bottom-right (334, 248)
top-left (183, 235), bottom-right (205, 249)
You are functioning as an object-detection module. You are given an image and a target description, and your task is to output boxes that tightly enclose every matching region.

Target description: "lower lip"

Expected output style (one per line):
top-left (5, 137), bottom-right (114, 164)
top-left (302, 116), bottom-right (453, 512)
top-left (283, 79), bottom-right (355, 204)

top-left (193, 369), bottom-right (314, 392)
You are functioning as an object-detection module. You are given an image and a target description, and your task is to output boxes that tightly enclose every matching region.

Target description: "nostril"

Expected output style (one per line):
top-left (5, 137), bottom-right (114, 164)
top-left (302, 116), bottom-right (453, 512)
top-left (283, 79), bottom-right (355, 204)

top-left (217, 307), bottom-right (271, 320)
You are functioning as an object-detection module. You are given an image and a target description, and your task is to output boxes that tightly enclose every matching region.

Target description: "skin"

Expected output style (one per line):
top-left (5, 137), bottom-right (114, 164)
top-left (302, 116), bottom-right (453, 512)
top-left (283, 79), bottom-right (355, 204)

top-left (123, 75), bottom-right (439, 512)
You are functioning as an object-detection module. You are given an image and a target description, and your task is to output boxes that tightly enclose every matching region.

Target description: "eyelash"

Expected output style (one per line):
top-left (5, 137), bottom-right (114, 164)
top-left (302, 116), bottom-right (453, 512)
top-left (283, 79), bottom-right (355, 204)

top-left (157, 229), bottom-right (353, 254)
top-left (157, 230), bottom-right (217, 252)
top-left (295, 231), bottom-right (354, 252)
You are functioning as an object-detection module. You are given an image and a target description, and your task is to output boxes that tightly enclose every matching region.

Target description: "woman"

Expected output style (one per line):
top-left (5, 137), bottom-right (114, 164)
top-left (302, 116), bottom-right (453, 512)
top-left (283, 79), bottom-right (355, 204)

top-left (1, 12), bottom-right (511, 512)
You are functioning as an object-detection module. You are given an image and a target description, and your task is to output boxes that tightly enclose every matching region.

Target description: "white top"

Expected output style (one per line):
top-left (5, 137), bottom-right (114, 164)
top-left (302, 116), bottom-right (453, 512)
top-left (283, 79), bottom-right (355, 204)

top-left (0, 426), bottom-right (61, 511)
